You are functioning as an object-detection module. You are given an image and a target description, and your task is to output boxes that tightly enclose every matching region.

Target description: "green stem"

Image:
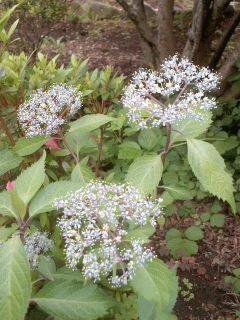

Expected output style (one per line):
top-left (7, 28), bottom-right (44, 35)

top-left (161, 123), bottom-right (172, 164)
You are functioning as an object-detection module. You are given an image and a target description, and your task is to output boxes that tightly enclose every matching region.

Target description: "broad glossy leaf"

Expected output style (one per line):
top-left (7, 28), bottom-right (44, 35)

top-left (0, 149), bottom-right (22, 176)
top-left (0, 191), bottom-right (17, 218)
top-left (33, 281), bottom-right (113, 320)
top-left (69, 114), bottom-right (115, 134)
top-left (0, 237), bottom-right (31, 320)
top-left (15, 151), bottom-right (46, 206)
top-left (126, 155), bottom-right (163, 195)
top-left (13, 137), bottom-right (48, 156)
top-left (187, 139), bottom-right (236, 213)
top-left (131, 259), bottom-right (178, 312)
top-left (29, 181), bottom-right (81, 217)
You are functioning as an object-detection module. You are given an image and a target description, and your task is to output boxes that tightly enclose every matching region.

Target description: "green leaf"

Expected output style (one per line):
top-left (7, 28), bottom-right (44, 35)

top-left (38, 257), bottom-right (56, 281)
top-left (187, 139), bottom-right (236, 213)
top-left (131, 259), bottom-right (178, 312)
top-left (0, 226), bottom-right (17, 242)
top-left (165, 228), bottom-right (182, 241)
top-left (65, 131), bottom-right (91, 155)
top-left (0, 237), bottom-right (31, 320)
top-left (167, 238), bottom-right (198, 258)
top-left (164, 185), bottom-right (195, 200)
top-left (138, 129), bottom-right (158, 151)
top-left (13, 137), bottom-right (48, 156)
top-left (126, 155), bottom-right (163, 195)
top-left (125, 224), bottom-right (155, 243)
top-left (15, 151), bottom-right (46, 206)
top-left (33, 281), bottom-right (113, 320)
top-left (71, 163), bottom-right (95, 185)
top-left (53, 267), bottom-right (83, 282)
top-left (29, 181), bottom-right (81, 217)
top-left (118, 141), bottom-right (142, 160)
top-left (69, 114), bottom-right (115, 134)
top-left (185, 226), bottom-right (204, 241)
top-left (0, 191), bottom-right (17, 218)
top-left (233, 268), bottom-right (240, 278)
top-left (213, 136), bottom-right (239, 155)
top-left (172, 112), bottom-right (212, 142)
top-left (0, 149), bottom-right (22, 176)
top-left (210, 213), bottom-right (225, 228)
top-left (138, 297), bottom-right (176, 320)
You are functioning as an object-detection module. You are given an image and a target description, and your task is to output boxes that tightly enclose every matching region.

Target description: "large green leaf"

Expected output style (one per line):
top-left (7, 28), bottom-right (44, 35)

top-left (164, 185), bottom-right (195, 200)
top-left (131, 259), bottom-right (178, 312)
top-left (65, 131), bottom-right (91, 155)
top-left (13, 137), bottom-right (48, 156)
top-left (138, 129), bottom-right (158, 151)
top-left (15, 151), bottom-right (46, 205)
top-left (138, 297), bottom-right (177, 320)
top-left (172, 113), bottom-right (212, 142)
top-left (187, 139), bottom-right (236, 213)
top-left (33, 281), bottom-right (113, 320)
top-left (0, 149), bottom-right (22, 176)
top-left (0, 237), bottom-right (31, 320)
top-left (126, 155), bottom-right (163, 195)
top-left (118, 141), bottom-right (142, 160)
top-left (167, 238), bottom-right (198, 258)
top-left (71, 163), bottom-right (95, 185)
top-left (0, 191), bottom-right (17, 218)
top-left (29, 181), bottom-right (81, 217)
top-left (69, 114), bottom-right (115, 134)
top-left (125, 223), bottom-right (155, 243)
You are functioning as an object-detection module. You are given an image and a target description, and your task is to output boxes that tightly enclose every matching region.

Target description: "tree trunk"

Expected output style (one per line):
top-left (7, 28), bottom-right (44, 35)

top-left (157, 0), bottom-right (176, 61)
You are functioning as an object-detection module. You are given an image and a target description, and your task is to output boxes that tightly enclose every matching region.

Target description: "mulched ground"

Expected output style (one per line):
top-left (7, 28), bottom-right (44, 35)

top-left (152, 207), bottom-right (240, 320)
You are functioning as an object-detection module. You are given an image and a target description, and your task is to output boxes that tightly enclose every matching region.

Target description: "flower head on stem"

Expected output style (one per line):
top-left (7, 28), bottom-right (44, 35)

top-left (55, 181), bottom-right (163, 287)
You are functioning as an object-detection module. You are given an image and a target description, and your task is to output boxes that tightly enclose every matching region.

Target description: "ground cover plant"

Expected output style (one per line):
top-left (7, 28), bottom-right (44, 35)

top-left (0, 2), bottom-right (240, 320)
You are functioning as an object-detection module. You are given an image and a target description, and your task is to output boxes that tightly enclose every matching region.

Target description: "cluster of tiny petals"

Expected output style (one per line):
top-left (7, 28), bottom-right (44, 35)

top-left (18, 84), bottom-right (83, 137)
top-left (24, 231), bottom-right (53, 269)
top-left (55, 181), bottom-right (163, 287)
top-left (122, 55), bottom-right (219, 129)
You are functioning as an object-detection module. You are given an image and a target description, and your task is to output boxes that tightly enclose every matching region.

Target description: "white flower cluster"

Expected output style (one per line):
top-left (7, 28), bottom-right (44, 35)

top-left (122, 55), bottom-right (219, 129)
top-left (56, 181), bottom-right (163, 287)
top-left (24, 231), bottom-right (53, 269)
top-left (18, 84), bottom-right (82, 137)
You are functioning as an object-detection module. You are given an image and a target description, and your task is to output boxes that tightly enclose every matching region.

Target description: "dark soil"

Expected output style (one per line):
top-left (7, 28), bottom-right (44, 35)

top-left (152, 208), bottom-right (240, 320)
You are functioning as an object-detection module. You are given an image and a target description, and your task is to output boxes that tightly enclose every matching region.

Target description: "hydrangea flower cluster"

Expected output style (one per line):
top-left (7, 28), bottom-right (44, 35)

top-left (122, 55), bottom-right (219, 129)
top-left (56, 181), bottom-right (163, 287)
top-left (18, 84), bottom-right (82, 137)
top-left (24, 231), bottom-right (53, 269)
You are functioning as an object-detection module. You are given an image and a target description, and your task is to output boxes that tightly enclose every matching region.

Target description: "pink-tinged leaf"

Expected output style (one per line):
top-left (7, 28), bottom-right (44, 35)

top-left (45, 139), bottom-right (61, 151)
top-left (6, 181), bottom-right (15, 192)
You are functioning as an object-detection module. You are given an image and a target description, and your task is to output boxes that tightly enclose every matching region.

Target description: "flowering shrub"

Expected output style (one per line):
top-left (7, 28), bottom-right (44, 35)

top-left (0, 7), bottom-right (238, 320)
